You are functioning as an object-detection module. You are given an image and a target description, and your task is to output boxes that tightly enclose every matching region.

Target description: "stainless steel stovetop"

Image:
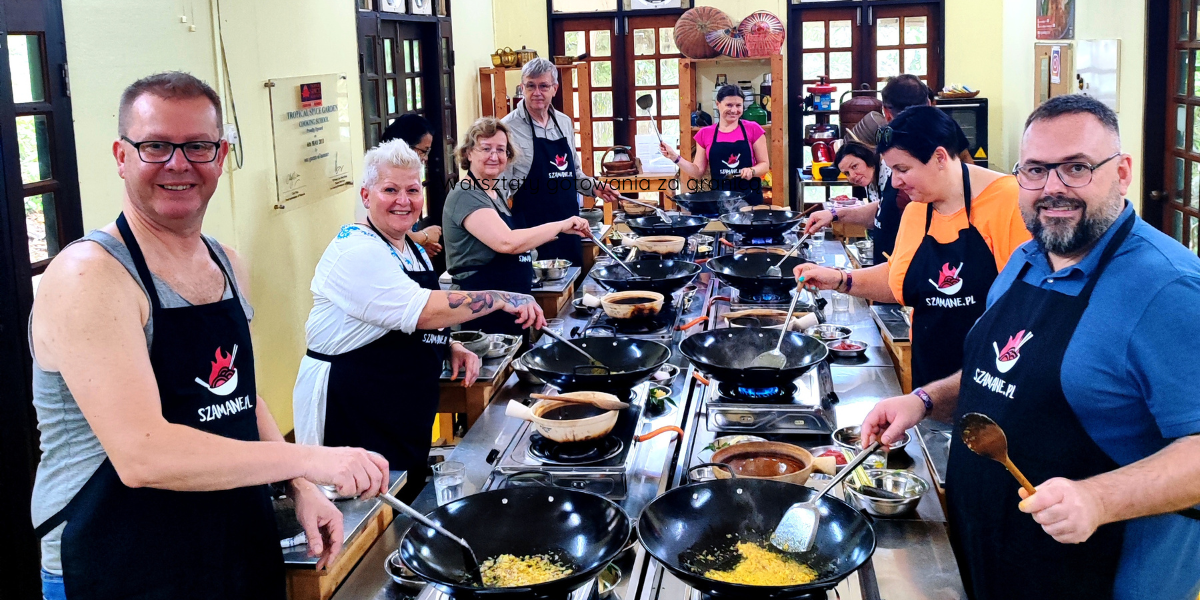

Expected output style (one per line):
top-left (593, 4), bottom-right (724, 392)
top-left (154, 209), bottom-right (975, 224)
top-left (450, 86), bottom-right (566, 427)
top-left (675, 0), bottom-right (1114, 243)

top-left (703, 361), bottom-right (838, 435)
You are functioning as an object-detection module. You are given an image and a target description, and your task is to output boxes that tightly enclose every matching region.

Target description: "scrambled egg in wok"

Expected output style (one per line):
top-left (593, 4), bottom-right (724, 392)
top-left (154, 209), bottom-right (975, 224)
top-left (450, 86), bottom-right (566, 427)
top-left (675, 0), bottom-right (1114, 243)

top-left (701, 542), bottom-right (818, 586)
top-left (480, 554), bottom-right (573, 587)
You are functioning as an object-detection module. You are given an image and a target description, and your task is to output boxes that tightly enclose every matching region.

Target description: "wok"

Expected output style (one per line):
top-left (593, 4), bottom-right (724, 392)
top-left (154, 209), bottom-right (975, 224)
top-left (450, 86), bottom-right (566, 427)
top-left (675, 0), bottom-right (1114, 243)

top-left (719, 210), bottom-right (805, 238)
top-left (626, 214), bottom-right (709, 238)
top-left (707, 253), bottom-right (810, 301)
top-left (400, 487), bottom-right (632, 598)
top-left (673, 191), bottom-right (746, 217)
top-left (521, 337), bottom-right (671, 390)
top-left (638, 477), bottom-right (875, 599)
top-left (678, 327), bottom-right (828, 387)
top-left (591, 259), bottom-right (702, 296)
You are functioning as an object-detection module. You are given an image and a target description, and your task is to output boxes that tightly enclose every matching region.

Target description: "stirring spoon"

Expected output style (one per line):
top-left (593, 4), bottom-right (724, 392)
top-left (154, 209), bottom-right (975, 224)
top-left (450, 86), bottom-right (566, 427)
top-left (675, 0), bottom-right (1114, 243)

top-left (959, 412), bottom-right (1037, 495)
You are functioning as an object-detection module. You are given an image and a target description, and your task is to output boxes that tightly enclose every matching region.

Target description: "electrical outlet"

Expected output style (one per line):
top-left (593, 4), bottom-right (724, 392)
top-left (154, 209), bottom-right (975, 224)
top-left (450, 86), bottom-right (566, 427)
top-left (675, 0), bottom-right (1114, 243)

top-left (224, 124), bottom-right (240, 145)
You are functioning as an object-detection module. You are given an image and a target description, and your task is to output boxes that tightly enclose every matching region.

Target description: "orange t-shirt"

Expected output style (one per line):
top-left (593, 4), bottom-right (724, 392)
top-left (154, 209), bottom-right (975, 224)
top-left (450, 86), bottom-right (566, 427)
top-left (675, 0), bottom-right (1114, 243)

top-left (887, 175), bottom-right (1030, 304)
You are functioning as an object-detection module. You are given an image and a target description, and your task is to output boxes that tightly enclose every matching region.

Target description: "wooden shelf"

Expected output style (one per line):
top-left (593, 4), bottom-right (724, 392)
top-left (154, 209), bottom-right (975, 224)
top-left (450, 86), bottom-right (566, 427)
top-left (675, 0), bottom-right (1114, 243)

top-left (479, 63), bottom-right (595, 176)
top-left (678, 53), bottom-right (786, 207)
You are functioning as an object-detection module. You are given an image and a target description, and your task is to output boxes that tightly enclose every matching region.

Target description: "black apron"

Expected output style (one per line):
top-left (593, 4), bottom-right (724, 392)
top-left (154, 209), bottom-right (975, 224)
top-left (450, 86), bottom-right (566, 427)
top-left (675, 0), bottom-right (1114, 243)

top-left (901, 164), bottom-right (998, 388)
top-left (450, 173), bottom-right (534, 337)
top-left (313, 221), bottom-right (449, 486)
top-left (707, 120), bottom-right (764, 206)
top-left (946, 216), bottom-right (1135, 600)
top-left (34, 213), bottom-right (283, 600)
top-left (870, 177), bottom-right (902, 265)
top-left (510, 104), bottom-right (583, 266)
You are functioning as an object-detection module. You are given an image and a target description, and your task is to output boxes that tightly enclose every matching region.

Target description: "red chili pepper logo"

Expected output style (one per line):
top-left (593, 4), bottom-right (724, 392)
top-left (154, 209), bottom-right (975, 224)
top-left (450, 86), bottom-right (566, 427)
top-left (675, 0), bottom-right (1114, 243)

top-left (994, 331), bottom-right (1033, 373)
top-left (194, 345), bottom-right (239, 396)
top-left (552, 154), bottom-right (569, 171)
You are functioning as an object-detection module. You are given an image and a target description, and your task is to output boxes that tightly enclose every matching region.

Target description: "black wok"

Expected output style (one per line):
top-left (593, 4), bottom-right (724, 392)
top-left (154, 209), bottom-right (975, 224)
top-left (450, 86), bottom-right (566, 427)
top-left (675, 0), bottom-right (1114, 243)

top-left (719, 210), bottom-right (805, 238)
top-left (521, 336), bottom-right (671, 390)
top-left (638, 478), bottom-right (875, 599)
top-left (678, 327), bottom-right (828, 387)
top-left (673, 191), bottom-right (746, 217)
top-left (400, 487), bottom-right (632, 598)
top-left (591, 259), bottom-right (702, 296)
top-left (707, 253), bottom-right (810, 301)
top-left (626, 215), bottom-right (709, 238)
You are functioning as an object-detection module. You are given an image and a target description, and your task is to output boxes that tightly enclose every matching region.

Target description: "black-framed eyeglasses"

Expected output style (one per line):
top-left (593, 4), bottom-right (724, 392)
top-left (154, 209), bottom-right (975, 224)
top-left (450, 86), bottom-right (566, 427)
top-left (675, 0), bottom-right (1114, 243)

top-left (523, 82), bottom-right (556, 93)
top-left (413, 146), bottom-right (430, 159)
top-left (1011, 152), bottom-right (1122, 190)
top-left (121, 136), bottom-right (221, 164)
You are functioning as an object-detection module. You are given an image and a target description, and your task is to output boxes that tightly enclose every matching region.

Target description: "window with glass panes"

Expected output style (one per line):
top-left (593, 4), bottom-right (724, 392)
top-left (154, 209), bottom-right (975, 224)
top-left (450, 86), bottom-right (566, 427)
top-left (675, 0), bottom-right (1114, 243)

top-left (1165, 0), bottom-right (1200, 253)
top-left (557, 19), bottom-right (618, 176)
top-left (626, 16), bottom-right (682, 149)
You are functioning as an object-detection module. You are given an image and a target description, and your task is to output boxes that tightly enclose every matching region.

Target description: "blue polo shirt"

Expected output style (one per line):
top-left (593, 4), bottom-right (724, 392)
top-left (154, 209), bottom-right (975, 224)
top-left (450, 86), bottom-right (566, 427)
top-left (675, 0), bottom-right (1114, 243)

top-left (986, 201), bottom-right (1200, 600)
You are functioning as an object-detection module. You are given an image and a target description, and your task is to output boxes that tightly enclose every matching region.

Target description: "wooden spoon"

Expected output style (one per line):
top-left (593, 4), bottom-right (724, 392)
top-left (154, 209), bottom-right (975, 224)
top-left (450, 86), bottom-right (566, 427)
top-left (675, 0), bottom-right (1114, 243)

top-left (959, 412), bottom-right (1037, 495)
top-left (530, 391), bottom-right (629, 411)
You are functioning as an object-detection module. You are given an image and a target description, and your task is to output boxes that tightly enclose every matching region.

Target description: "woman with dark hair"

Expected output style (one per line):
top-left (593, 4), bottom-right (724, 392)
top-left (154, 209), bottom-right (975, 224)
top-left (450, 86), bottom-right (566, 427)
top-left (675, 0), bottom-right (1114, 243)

top-left (797, 106), bottom-right (1029, 388)
top-left (805, 142), bottom-right (909, 265)
top-left (381, 113), bottom-right (442, 256)
top-left (659, 84), bottom-right (770, 206)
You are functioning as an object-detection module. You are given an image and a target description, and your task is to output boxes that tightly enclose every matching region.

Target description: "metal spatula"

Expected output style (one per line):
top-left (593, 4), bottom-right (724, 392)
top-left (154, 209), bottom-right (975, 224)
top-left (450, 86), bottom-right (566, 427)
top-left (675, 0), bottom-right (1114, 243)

top-left (592, 230), bottom-right (648, 279)
top-left (750, 276), bottom-right (805, 369)
top-left (537, 327), bottom-right (608, 369)
top-left (377, 493), bottom-right (484, 586)
top-left (770, 441), bottom-right (882, 553)
top-left (636, 93), bottom-right (664, 145)
top-left (623, 197), bottom-right (674, 225)
top-left (765, 233), bottom-right (811, 278)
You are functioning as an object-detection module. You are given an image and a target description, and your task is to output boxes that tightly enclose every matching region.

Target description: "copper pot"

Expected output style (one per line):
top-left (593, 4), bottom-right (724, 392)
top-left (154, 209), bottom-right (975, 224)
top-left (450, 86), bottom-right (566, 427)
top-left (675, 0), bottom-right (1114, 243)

top-left (839, 85), bottom-right (883, 143)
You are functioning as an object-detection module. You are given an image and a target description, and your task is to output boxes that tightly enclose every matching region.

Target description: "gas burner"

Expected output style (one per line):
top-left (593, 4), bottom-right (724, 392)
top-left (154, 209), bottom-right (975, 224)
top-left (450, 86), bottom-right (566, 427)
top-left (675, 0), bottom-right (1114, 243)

top-left (576, 303), bottom-right (678, 340)
top-left (717, 382), bottom-right (798, 403)
top-left (744, 235), bottom-right (787, 246)
top-left (737, 290), bottom-right (790, 304)
top-left (528, 434), bottom-right (624, 465)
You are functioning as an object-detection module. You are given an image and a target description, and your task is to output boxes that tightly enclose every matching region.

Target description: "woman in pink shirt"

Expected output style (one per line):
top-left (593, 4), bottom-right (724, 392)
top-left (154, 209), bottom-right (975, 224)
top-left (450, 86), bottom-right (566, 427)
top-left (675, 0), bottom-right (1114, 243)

top-left (660, 84), bottom-right (770, 205)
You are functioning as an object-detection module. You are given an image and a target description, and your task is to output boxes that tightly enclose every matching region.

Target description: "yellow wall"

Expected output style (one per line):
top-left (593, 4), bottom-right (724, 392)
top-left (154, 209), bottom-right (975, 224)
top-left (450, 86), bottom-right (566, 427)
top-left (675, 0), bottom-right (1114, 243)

top-left (62, 1), bottom-right (488, 433)
top-left (1000, 0), bottom-right (1147, 208)
top-left (944, 0), bottom-right (1005, 168)
top-left (453, 0), bottom-right (498, 146)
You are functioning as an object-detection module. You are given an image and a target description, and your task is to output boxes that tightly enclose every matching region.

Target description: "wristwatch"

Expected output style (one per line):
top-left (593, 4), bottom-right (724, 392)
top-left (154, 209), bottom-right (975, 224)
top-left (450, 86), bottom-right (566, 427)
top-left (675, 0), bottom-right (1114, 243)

top-left (831, 208), bottom-right (840, 222)
top-left (673, 154), bottom-right (682, 164)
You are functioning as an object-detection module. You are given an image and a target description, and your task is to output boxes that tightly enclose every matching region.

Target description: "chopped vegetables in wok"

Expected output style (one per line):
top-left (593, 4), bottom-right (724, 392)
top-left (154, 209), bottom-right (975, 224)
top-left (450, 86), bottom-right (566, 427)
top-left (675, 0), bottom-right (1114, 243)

top-left (700, 542), bottom-right (818, 586)
top-left (480, 553), bottom-right (574, 588)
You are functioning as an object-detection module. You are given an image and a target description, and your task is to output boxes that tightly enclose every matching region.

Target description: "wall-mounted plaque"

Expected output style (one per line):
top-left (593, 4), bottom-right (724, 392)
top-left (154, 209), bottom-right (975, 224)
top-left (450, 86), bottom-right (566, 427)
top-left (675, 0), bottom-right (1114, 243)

top-left (267, 73), bottom-right (354, 207)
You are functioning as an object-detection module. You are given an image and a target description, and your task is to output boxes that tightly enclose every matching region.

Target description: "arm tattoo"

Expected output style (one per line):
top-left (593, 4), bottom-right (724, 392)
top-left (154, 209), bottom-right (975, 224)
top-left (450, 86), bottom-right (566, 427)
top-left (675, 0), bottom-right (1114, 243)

top-left (499, 292), bottom-right (533, 307)
top-left (446, 291), bottom-right (499, 314)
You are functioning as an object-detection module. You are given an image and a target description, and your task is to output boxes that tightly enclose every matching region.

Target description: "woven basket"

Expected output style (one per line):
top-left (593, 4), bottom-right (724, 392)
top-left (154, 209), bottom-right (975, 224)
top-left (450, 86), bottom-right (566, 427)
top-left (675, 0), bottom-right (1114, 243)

top-left (601, 146), bottom-right (636, 177)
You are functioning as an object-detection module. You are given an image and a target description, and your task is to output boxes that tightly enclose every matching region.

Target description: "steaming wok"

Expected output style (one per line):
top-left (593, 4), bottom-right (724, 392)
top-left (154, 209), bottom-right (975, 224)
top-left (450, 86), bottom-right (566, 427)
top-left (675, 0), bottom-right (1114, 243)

top-left (626, 215), bottom-right (709, 238)
top-left (673, 191), bottom-right (746, 217)
top-left (520, 336), bottom-right (671, 390)
top-left (678, 327), bottom-right (828, 387)
top-left (719, 210), bottom-right (805, 238)
top-left (400, 487), bottom-right (631, 598)
top-left (638, 477), bottom-right (875, 599)
top-left (707, 253), bottom-right (810, 301)
top-left (590, 259), bottom-right (702, 296)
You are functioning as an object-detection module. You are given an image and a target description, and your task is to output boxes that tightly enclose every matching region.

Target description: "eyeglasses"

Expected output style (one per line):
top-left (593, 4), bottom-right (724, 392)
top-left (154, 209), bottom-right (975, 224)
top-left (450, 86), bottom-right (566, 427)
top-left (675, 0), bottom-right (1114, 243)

top-left (1011, 152), bottom-right (1122, 190)
top-left (877, 126), bottom-right (908, 146)
top-left (122, 137), bottom-right (221, 163)
top-left (523, 83), bottom-right (556, 93)
top-left (473, 147), bottom-right (507, 157)
top-left (413, 146), bottom-right (430, 159)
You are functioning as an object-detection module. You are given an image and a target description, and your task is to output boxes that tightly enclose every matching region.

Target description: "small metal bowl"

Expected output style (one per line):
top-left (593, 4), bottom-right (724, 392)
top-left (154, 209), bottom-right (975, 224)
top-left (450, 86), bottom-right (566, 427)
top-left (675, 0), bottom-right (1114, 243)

top-left (650, 363), bottom-right (679, 387)
top-left (385, 550), bottom-right (426, 594)
top-left (451, 330), bottom-right (491, 355)
top-left (845, 469), bottom-right (929, 517)
top-left (597, 562), bottom-right (622, 598)
top-left (646, 384), bottom-right (675, 418)
top-left (533, 258), bottom-right (572, 280)
top-left (484, 335), bottom-right (521, 359)
top-left (833, 425), bottom-right (911, 453)
top-left (805, 324), bottom-right (852, 343)
top-left (826, 338), bottom-right (868, 358)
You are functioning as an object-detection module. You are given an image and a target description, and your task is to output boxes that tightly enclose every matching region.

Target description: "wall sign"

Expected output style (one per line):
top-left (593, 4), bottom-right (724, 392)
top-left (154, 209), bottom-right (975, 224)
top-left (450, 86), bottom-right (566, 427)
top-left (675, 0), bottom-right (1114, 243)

top-left (1050, 46), bottom-right (1061, 84)
top-left (1036, 0), bottom-right (1075, 40)
top-left (267, 73), bottom-right (354, 208)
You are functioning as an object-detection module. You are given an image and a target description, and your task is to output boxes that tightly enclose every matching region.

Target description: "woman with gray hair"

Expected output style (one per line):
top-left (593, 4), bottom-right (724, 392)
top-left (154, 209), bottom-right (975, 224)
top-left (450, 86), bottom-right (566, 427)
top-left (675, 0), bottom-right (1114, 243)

top-left (293, 138), bottom-right (546, 500)
top-left (500, 58), bottom-right (620, 266)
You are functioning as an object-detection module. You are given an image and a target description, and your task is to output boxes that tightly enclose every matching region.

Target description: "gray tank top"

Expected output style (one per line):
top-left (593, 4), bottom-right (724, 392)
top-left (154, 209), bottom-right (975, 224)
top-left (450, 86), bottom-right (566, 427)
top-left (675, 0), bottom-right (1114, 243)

top-left (30, 230), bottom-right (254, 575)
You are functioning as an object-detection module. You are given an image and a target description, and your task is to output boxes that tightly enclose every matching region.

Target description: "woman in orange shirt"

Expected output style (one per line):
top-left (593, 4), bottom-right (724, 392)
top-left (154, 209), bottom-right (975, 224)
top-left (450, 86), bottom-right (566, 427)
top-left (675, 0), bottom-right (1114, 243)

top-left (797, 107), bottom-right (1030, 387)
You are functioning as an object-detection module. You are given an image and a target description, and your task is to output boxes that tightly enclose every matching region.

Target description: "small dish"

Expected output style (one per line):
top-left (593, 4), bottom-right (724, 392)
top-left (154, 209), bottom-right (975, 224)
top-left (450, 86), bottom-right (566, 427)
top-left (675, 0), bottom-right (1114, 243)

top-left (833, 425), bottom-right (911, 453)
top-left (844, 469), bottom-right (929, 517)
top-left (484, 334), bottom-right (521, 358)
top-left (805, 324), bottom-right (852, 343)
top-left (826, 338), bottom-right (868, 358)
top-left (651, 363), bottom-right (680, 387)
top-left (385, 550), bottom-right (425, 594)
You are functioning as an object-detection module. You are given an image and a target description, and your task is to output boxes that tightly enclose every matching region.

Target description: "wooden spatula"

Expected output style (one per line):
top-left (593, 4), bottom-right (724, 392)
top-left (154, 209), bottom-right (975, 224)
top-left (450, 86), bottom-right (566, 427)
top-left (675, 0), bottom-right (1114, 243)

top-left (530, 391), bottom-right (629, 411)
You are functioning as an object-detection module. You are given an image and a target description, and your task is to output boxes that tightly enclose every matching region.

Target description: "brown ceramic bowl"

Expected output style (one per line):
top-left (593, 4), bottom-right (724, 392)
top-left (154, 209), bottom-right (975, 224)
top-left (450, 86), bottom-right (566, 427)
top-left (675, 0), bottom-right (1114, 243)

top-left (710, 441), bottom-right (814, 485)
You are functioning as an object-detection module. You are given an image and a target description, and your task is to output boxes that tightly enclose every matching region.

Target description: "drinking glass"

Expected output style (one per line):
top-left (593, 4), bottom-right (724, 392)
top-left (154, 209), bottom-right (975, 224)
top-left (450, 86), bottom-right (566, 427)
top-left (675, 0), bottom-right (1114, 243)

top-left (832, 291), bottom-right (851, 313)
top-left (542, 319), bottom-right (565, 345)
top-left (433, 460), bottom-right (466, 506)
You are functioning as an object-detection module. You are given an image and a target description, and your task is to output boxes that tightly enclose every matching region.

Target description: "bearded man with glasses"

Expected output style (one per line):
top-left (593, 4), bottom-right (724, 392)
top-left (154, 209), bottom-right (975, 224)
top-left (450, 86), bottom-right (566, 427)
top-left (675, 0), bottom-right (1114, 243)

top-left (859, 94), bottom-right (1200, 600)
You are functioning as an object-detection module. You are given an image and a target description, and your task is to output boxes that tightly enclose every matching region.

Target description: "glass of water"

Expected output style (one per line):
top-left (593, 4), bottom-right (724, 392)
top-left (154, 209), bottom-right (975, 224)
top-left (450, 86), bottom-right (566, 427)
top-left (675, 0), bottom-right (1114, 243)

top-left (832, 291), bottom-right (851, 313)
top-left (433, 460), bottom-right (466, 506)
top-left (542, 318), bottom-right (565, 345)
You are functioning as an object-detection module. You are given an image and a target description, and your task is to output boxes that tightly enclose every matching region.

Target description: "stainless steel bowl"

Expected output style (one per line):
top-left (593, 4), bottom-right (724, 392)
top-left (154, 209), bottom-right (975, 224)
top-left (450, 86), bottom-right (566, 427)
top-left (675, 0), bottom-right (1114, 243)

top-left (650, 363), bottom-right (679, 387)
top-left (451, 330), bottom-right (491, 355)
top-left (826, 338), bottom-right (869, 358)
top-left (805, 324), bottom-right (852, 343)
top-left (833, 424), bottom-right (911, 452)
top-left (484, 334), bottom-right (521, 358)
top-left (532, 259), bottom-right (572, 280)
top-left (385, 550), bottom-right (426, 594)
top-left (845, 469), bottom-right (929, 517)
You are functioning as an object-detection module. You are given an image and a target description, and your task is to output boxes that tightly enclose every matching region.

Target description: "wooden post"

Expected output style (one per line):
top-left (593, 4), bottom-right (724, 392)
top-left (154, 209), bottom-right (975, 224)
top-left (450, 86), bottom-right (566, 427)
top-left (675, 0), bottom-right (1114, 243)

top-left (679, 59), bottom-right (695, 196)
top-left (578, 62), bottom-right (594, 178)
top-left (770, 53), bottom-right (785, 207)
top-left (492, 67), bottom-right (509, 118)
top-left (479, 67), bottom-right (495, 118)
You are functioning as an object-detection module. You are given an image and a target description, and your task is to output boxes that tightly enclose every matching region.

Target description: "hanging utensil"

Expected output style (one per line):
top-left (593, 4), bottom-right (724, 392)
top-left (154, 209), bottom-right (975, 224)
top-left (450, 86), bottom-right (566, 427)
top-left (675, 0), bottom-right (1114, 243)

top-left (537, 327), bottom-right (608, 369)
top-left (636, 93), bottom-right (664, 145)
top-left (591, 230), bottom-right (648, 279)
top-left (378, 493), bottom-right (483, 586)
top-left (622, 197), bottom-right (674, 225)
top-left (770, 441), bottom-right (882, 553)
top-left (765, 233), bottom-right (811, 278)
top-left (530, 391), bottom-right (629, 411)
top-left (959, 413), bottom-right (1037, 495)
top-left (749, 276), bottom-right (805, 368)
